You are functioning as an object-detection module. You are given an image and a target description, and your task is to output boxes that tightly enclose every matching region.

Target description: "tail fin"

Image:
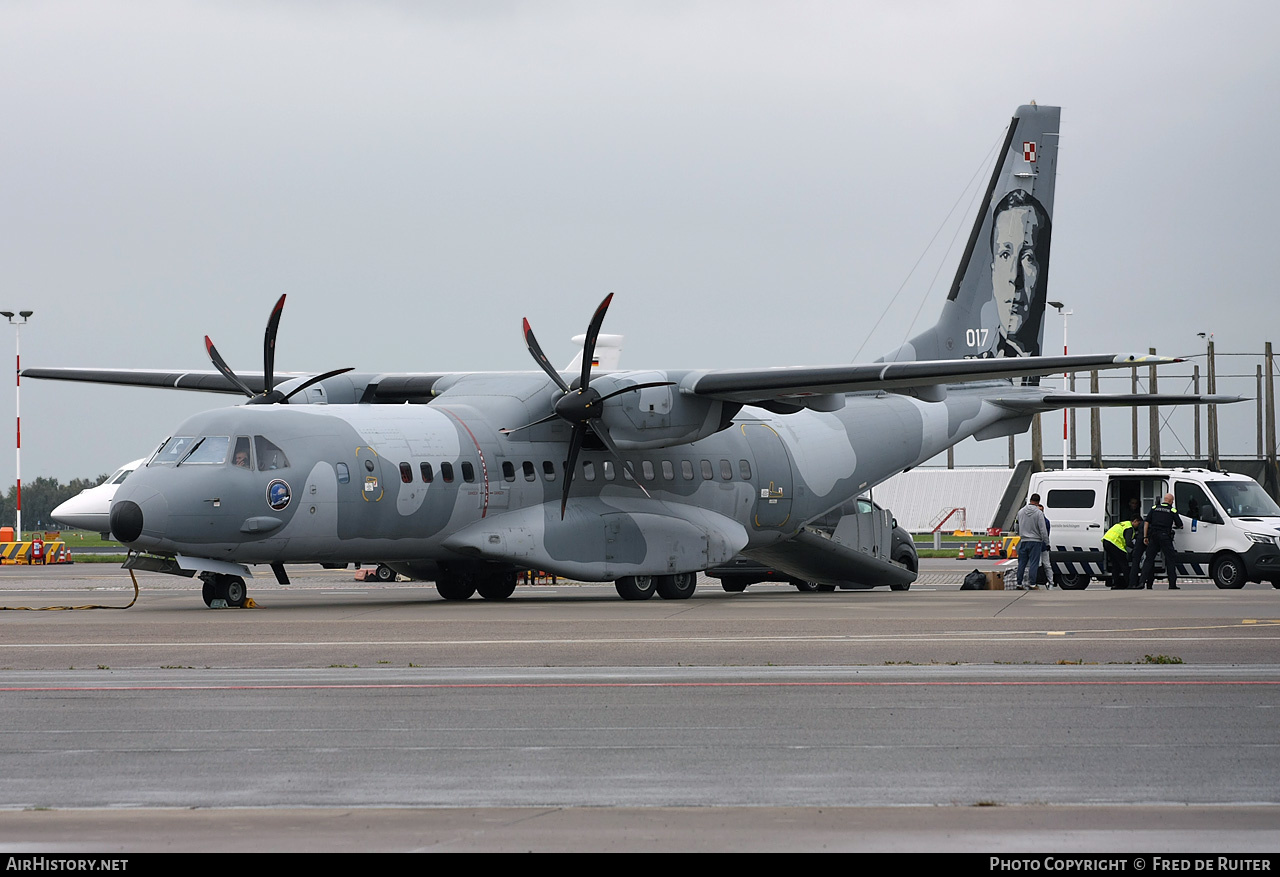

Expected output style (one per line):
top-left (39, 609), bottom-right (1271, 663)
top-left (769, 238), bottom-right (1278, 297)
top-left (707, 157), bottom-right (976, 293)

top-left (880, 104), bottom-right (1060, 364)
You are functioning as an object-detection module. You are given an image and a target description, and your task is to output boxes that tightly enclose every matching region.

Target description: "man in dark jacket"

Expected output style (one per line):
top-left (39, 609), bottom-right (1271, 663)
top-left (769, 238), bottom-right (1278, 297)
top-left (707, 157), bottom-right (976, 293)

top-left (1141, 493), bottom-right (1184, 590)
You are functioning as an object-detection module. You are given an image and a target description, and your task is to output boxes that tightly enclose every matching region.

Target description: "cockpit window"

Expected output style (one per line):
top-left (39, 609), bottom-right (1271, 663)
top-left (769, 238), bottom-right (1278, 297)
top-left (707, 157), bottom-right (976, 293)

top-left (181, 436), bottom-right (231, 465)
top-left (104, 466), bottom-right (130, 486)
top-left (232, 436), bottom-right (252, 469)
top-left (149, 436), bottom-right (196, 467)
top-left (254, 436), bottom-right (290, 471)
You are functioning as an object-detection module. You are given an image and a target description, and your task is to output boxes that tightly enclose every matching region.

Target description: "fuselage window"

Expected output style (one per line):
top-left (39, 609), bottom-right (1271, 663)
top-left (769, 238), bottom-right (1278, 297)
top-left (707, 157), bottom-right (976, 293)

top-left (719, 460), bottom-right (733, 481)
top-left (232, 436), bottom-right (252, 469)
top-left (681, 460), bottom-right (694, 480)
top-left (700, 460), bottom-right (714, 480)
top-left (542, 461), bottom-right (556, 482)
top-left (440, 462), bottom-right (455, 483)
top-left (502, 461), bottom-right (515, 482)
top-left (336, 462), bottom-right (350, 484)
top-left (255, 436), bottom-right (290, 471)
top-left (739, 460), bottom-right (752, 480)
top-left (583, 461), bottom-right (596, 481)
top-left (461, 462), bottom-right (475, 483)
top-left (602, 460), bottom-right (616, 481)
top-left (641, 460), bottom-right (655, 481)
top-left (399, 462), bottom-right (413, 483)
top-left (421, 462), bottom-right (434, 483)
top-left (661, 460), bottom-right (674, 480)
top-left (522, 461), bottom-right (536, 482)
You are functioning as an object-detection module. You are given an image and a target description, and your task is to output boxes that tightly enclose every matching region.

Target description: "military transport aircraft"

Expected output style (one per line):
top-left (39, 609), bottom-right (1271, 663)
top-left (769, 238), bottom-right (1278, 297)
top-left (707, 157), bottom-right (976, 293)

top-left (24, 104), bottom-right (1236, 607)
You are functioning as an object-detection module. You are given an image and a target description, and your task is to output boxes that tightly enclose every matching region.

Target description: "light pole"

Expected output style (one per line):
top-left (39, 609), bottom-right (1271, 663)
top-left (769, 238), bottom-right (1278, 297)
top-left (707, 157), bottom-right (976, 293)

top-left (1, 311), bottom-right (32, 539)
top-left (1048, 300), bottom-right (1071, 470)
top-left (1198, 331), bottom-right (1218, 468)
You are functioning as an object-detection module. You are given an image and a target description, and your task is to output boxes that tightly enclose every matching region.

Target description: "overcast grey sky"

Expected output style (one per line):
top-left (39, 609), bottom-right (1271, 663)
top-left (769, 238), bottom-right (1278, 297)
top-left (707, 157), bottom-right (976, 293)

top-left (1, 0), bottom-right (1277, 483)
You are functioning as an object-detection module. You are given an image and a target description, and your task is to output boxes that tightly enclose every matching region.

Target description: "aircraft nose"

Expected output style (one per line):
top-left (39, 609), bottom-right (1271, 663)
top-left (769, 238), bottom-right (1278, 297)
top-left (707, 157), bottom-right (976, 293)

top-left (110, 500), bottom-right (144, 543)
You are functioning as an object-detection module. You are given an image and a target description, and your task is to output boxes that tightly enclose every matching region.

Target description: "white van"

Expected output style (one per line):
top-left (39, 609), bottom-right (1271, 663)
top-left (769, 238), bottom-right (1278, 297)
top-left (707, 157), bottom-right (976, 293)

top-left (1027, 468), bottom-right (1280, 590)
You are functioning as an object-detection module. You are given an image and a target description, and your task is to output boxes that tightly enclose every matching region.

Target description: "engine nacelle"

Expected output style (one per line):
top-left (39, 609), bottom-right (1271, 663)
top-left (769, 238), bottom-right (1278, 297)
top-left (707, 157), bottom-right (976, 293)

top-left (592, 371), bottom-right (738, 450)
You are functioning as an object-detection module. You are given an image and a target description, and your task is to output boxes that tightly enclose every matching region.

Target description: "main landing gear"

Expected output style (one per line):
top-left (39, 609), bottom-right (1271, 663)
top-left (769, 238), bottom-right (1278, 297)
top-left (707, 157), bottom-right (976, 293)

top-left (200, 572), bottom-right (248, 608)
top-left (434, 569), bottom-right (519, 601)
top-left (615, 573), bottom-right (697, 601)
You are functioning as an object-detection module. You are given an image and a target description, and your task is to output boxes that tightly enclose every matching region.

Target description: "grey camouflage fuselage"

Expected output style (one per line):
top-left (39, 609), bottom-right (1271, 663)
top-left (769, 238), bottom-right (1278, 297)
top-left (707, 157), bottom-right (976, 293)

top-left (112, 374), bottom-right (1034, 581)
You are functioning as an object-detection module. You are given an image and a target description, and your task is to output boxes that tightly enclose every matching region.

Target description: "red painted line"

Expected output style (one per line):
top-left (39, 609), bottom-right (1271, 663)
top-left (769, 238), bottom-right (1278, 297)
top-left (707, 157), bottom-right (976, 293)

top-left (1, 680), bottom-right (1277, 693)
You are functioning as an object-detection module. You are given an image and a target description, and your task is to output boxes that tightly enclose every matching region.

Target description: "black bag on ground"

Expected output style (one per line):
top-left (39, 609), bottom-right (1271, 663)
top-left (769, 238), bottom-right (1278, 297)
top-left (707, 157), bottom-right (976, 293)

top-left (961, 569), bottom-right (986, 590)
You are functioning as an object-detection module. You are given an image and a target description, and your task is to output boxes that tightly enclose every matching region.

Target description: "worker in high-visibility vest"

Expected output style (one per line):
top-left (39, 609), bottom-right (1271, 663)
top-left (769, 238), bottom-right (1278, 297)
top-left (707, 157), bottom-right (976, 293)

top-left (1101, 518), bottom-right (1139, 590)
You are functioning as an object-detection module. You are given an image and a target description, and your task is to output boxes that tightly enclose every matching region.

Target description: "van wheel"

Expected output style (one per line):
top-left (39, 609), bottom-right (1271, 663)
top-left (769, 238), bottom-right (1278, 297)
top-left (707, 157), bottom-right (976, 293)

top-left (889, 582), bottom-right (911, 591)
top-left (1211, 553), bottom-right (1246, 589)
top-left (790, 579), bottom-right (820, 592)
top-left (720, 577), bottom-right (749, 593)
top-left (1056, 570), bottom-right (1089, 590)
top-left (375, 564), bottom-right (396, 582)
top-left (816, 584), bottom-right (837, 592)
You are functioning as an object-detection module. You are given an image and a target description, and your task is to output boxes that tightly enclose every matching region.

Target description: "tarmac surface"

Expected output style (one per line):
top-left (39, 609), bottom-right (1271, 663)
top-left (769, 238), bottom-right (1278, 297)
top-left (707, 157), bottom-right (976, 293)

top-left (2, 560), bottom-right (1278, 852)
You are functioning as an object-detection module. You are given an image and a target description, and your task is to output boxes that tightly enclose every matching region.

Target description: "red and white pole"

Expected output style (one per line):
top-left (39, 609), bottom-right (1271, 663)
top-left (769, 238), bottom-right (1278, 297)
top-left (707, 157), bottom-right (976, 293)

top-left (15, 324), bottom-right (20, 540)
top-left (3, 311), bottom-right (32, 539)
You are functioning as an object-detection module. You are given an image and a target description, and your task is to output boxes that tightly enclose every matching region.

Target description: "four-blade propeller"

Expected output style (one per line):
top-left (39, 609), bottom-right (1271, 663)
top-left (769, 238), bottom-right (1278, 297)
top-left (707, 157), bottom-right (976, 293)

top-left (505, 293), bottom-right (674, 518)
top-left (204, 294), bottom-right (354, 405)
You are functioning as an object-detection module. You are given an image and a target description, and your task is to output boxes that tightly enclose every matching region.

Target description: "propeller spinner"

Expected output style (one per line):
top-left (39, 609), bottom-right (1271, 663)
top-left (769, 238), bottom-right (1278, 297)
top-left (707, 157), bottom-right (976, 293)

top-left (204, 294), bottom-right (354, 404)
top-left (506, 294), bottom-right (674, 518)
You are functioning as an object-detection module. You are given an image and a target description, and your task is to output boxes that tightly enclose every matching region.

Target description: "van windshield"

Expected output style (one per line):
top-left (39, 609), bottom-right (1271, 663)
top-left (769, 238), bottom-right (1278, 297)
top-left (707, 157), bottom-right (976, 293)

top-left (1206, 481), bottom-right (1280, 518)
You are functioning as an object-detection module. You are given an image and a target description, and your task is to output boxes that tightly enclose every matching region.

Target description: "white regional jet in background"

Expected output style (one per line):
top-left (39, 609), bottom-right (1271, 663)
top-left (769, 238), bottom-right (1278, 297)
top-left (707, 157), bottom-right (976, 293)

top-left (23, 105), bottom-right (1238, 608)
top-left (49, 459), bottom-right (145, 536)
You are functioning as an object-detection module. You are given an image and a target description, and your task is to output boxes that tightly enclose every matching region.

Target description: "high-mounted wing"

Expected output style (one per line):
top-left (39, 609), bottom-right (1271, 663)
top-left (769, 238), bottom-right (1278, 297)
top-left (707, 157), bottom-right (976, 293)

top-left (18, 367), bottom-right (273, 395)
top-left (682, 353), bottom-right (1184, 404)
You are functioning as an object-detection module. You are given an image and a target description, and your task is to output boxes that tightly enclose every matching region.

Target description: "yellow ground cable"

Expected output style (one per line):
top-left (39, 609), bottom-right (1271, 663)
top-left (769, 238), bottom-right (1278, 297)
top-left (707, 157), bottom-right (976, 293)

top-left (0, 569), bottom-right (140, 610)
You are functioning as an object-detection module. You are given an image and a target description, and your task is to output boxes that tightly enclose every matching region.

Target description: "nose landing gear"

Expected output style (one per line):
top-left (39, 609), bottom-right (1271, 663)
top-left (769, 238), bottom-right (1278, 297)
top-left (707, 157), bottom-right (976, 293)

top-left (200, 572), bottom-right (249, 608)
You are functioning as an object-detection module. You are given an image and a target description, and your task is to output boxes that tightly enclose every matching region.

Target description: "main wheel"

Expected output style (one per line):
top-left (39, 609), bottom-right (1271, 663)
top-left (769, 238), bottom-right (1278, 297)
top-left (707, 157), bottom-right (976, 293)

top-left (889, 581), bottom-right (912, 591)
top-left (223, 576), bottom-right (247, 608)
top-left (375, 564), bottom-right (396, 582)
top-left (615, 575), bottom-right (656, 601)
top-left (1211, 553), bottom-right (1246, 589)
top-left (477, 572), bottom-right (518, 601)
top-left (790, 578), bottom-right (820, 592)
top-left (816, 584), bottom-right (837, 592)
top-left (436, 576), bottom-right (476, 601)
top-left (1056, 569), bottom-right (1089, 590)
top-left (655, 572), bottom-right (697, 600)
top-left (201, 580), bottom-right (216, 607)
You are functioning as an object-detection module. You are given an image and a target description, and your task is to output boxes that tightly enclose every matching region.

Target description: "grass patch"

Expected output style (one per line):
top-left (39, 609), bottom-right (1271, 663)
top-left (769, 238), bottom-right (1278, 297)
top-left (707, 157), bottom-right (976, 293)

top-left (1141, 654), bottom-right (1184, 664)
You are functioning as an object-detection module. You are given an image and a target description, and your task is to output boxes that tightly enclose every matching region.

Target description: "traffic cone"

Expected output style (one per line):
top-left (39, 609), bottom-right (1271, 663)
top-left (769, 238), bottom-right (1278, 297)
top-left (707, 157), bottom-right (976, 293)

top-left (957, 542), bottom-right (965, 560)
top-left (975, 542), bottom-right (985, 558)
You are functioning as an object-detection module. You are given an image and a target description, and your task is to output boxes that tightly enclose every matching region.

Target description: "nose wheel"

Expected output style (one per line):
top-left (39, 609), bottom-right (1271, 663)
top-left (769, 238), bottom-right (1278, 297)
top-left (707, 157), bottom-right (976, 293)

top-left (200, 573), bottom-right (249, 608)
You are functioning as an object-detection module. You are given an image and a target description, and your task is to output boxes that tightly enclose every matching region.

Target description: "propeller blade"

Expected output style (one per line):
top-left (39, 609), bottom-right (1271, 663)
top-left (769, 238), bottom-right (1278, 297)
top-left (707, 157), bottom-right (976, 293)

top-left (280, 367), bottom-right (356, 402)
top-left (523, 318), bottom-right (570, 393)
top-left (588, 420), bottom-right (651, 499)
top-left (262, 294), bottom-right (286, 394)
top-left (560, 425), bottom-right (587, 518)
top-left (595, 380), bottom-right (677, 405)
top-left (499, 412), bottom-right (561, 435)
top-left (578, 293), bottom-right (613, 389)
top-left (204, 336), bottom-right (255, 398)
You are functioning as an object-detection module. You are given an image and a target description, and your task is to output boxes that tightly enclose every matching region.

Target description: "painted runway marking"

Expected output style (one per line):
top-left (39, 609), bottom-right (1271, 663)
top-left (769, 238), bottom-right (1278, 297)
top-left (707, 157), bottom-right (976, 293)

top-left (2, 679), bottom-right (1279, 692)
